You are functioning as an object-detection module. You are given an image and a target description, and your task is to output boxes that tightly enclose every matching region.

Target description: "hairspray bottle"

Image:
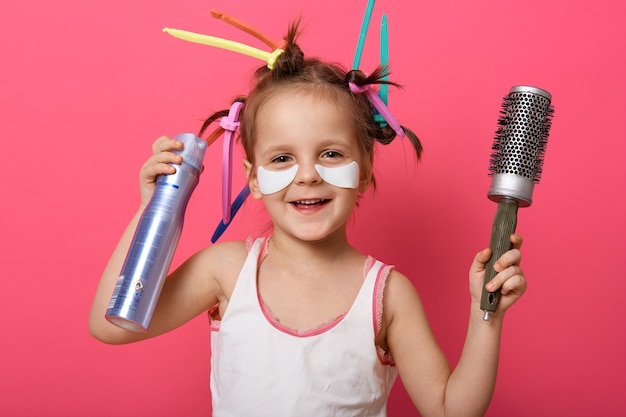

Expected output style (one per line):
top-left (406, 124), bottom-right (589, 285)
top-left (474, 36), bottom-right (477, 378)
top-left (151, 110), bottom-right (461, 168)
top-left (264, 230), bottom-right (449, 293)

top-left (105, 133), bottom-right (207, 332)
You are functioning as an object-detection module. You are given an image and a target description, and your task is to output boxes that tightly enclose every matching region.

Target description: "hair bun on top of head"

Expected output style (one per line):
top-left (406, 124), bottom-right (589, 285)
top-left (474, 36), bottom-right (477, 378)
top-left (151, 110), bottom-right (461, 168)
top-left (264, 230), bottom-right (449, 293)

top-left (257, 20), bottom-right (304, 78)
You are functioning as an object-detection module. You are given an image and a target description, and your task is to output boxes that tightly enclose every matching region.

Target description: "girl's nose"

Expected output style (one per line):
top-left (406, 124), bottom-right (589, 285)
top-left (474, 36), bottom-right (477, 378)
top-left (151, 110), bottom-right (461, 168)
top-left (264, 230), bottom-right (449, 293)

top-left (294, 160), bottom-right (322, 185)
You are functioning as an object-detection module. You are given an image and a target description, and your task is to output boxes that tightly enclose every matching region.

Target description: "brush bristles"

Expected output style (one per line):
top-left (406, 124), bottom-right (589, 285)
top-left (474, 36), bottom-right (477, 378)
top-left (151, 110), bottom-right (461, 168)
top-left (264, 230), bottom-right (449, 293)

top-left (533, 103), bottom-right (554, 182)
top-left (489, 92), bottom-right (554, 183)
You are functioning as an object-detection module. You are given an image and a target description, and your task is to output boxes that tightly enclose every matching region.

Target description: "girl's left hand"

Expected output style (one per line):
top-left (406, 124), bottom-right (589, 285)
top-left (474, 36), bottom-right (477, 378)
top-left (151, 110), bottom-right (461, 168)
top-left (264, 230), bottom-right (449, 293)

top-left (469, 233), bottom-right (527, 316)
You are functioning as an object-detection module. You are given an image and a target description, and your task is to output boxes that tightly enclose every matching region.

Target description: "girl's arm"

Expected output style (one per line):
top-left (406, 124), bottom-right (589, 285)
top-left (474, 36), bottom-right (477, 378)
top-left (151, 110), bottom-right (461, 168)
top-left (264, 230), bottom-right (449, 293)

top-left (88, 214), bottom-right (230, 344)
top-left (386, 235), bottom-right (526, 417)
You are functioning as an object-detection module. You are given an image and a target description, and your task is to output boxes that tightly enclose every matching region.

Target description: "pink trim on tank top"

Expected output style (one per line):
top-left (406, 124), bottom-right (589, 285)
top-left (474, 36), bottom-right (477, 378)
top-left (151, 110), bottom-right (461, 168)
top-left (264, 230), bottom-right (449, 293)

top-left (259, 297), bottom-right (347, 337)
top-left (373, 264), bottom-right (395, 365)
top-left (208, 303), bottom-right (220, 331)
top-left (255, 236), bottom-right (374, 338)
top-left (221, 236), bottom-right (395, 364)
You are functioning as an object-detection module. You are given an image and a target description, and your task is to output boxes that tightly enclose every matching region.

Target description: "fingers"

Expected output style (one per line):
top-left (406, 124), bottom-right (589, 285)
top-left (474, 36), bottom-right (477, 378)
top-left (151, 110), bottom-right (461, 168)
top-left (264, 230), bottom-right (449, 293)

top-left (468, 234), bottom-right (527, 312)
top-left (151, 135), bottom-right (184, 155)
top-left (142, 137), bottom-right (184, 178)
top-left (485, 263), bottom-right (525, 295)
top-left (470, 248), bottom-right (492, 274)
top-left (510, 233), bottom-right (523, 250)
top-left (138, 136), bottom-right (185, 206)
top-left (472, 234), bottom-right (524, 274)
top-left (486, 234), bottom-right (526, 296)
top-left (493, 235), bottom-right (523, 272)
top-left (500, 271), bottom-right (527, 297)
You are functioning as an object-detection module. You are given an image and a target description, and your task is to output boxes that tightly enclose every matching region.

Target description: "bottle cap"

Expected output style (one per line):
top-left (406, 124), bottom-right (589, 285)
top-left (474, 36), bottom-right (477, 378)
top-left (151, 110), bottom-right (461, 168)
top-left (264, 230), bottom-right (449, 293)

top-left (173, 133), bottom-right (207, 172)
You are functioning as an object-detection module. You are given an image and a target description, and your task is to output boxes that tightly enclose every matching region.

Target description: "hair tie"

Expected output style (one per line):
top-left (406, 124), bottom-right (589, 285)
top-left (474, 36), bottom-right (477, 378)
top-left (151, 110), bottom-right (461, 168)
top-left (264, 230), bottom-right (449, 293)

top-left (349, 82), bottom-right (404, 138)
top-left (220, 102), bottom-right (245, 225)
top-left (209, 10), bottom-right (286, 51)
top-left (210, 185), bottom-right (250, 243)
top-left (206, 102), bottom-right (251, 243)
top-left (163, 10), bottom-right (284, 69)
top-left (374, 14), bottom-right (389, 125)
top-left (352, 0), bottom-right (375, 70)
top-left (352, 0), bottom-right (398, 130)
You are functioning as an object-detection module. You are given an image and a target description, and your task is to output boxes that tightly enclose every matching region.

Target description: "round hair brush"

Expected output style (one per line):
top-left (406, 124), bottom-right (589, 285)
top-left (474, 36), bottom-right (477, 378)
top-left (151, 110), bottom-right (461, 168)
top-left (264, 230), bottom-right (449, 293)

top-left (481, 86), bottom-right (554, 321)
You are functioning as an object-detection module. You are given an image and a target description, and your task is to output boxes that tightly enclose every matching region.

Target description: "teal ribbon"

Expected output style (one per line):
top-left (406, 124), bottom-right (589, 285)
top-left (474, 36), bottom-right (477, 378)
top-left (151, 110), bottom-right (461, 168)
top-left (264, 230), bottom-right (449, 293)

top-left (352, 0), bottom-right (375, 70)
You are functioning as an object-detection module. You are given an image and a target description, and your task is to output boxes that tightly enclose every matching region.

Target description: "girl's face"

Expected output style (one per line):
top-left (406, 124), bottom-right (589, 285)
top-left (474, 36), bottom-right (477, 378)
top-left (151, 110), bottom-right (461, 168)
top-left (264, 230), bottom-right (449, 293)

top-left (245, 89), bottom-right (369, 243)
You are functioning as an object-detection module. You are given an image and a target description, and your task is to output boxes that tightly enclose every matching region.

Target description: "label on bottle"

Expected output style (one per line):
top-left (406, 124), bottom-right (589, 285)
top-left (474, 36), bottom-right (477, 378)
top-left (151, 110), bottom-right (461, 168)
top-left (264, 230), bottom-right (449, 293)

top-left (107, 275), bottom-right (125, 309)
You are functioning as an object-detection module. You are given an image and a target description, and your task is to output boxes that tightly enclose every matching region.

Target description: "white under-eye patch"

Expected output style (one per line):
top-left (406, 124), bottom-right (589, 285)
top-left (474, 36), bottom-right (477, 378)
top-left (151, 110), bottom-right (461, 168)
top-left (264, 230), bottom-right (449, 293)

top-left (315, 161), bottom-right (360, 189)
top-left (256, 161), bottom-right (360, 195)
top-left (257, 165), bottom-right (299, 195)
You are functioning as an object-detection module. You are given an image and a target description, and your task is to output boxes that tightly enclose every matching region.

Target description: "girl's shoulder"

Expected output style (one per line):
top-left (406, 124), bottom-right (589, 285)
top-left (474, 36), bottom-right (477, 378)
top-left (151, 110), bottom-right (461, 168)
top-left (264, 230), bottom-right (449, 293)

top-left (381, 268), bottom-right (425, 328)
top-left (190, 239), bottom-right (252, 303)
top-left (198, 239), bottom-right (251, 271)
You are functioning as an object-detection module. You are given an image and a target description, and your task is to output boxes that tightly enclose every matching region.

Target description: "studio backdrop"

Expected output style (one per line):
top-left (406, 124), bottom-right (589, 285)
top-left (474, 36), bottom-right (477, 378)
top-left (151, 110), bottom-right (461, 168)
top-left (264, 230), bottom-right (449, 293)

top-left (1, 1), bottom-right (625, 416)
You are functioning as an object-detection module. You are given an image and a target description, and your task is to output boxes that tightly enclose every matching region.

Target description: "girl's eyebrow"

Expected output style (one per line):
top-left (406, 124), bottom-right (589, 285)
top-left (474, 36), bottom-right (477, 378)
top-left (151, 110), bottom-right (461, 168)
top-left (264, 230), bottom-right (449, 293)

top-left (268, 137), bottom-right (353, 152)
top-left (256, 145), bottom-right (293, 162)
top-left (317, 139), bottom-right (355, 152)
top-left (259, 144), bottom-right (292, 155)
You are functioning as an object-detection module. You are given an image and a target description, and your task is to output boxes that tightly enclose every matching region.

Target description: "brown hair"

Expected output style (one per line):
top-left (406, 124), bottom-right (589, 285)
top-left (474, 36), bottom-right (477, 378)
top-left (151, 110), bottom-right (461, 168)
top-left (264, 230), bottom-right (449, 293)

top-left (199, 19), bottom-right (422, 188)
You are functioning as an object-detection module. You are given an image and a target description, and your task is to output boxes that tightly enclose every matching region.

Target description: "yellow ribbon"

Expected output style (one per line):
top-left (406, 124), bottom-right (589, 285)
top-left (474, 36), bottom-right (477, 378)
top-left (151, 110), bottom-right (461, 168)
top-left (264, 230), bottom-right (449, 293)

top-left (163, 27), bottom-right (284, 70)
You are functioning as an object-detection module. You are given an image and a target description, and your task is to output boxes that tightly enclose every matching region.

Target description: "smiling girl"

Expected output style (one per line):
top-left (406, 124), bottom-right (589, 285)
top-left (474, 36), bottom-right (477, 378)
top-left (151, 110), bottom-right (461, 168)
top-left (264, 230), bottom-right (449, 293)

top-left (89, 20), bottom-right (526, 417)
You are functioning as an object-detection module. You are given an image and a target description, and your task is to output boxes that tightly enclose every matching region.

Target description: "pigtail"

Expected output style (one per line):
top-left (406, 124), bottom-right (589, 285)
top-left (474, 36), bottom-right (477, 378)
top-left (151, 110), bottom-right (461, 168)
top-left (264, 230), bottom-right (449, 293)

top-left (198, 109), bottom-right (228, 138)
top-left (396, 125), bottom-right (422, 160)
top-left (376, 116), bottom-right (423, 161)
top-left (199, 96), bottom-right (246, 143)
top-left (346, 68), bottom-right (422, 160)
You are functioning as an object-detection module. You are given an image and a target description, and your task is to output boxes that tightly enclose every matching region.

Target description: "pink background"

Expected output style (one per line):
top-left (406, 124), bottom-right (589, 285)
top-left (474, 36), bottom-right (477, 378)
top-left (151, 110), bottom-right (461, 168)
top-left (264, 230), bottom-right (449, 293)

top-left (1, 0), bottom-right (625, 416)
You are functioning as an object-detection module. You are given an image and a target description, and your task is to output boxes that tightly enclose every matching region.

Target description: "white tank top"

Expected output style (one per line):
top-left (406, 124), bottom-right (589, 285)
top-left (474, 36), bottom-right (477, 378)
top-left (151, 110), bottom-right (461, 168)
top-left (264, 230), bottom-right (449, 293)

top-left (210, 237), bottom-right (398, 417)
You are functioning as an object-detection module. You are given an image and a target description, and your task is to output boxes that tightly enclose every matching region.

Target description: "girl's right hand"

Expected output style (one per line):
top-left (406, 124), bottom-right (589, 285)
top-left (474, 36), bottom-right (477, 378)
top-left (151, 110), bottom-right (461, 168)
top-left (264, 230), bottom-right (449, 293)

top-left (139, 136), bottom-right (184, 206)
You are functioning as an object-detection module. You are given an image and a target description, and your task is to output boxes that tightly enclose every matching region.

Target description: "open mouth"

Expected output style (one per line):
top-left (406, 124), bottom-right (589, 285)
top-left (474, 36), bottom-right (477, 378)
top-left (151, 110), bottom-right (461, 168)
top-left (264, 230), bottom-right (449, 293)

top-left (291, 199), bottom-right (329, 208)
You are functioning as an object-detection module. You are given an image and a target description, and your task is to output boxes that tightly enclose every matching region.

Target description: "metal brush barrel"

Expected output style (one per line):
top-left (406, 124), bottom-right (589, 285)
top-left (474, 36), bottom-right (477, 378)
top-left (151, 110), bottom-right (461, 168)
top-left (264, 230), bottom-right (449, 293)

top-left (481, 86), bottom-right (553, 320)
top-left (488, 86), bottom-right (552, 206)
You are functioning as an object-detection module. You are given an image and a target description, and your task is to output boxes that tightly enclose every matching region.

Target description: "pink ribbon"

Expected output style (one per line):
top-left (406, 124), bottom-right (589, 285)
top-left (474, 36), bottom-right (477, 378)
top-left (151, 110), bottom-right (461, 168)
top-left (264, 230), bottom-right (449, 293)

top-left (348, 82), bottom-right (404, 138)
top-left (220, 102), bottom-right (244, 223)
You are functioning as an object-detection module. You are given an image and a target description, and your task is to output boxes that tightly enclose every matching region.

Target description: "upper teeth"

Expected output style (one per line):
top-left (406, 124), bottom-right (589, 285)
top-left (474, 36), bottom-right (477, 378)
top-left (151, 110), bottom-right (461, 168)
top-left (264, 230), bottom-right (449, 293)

top-left (296, 199), bottom-right (323, 204)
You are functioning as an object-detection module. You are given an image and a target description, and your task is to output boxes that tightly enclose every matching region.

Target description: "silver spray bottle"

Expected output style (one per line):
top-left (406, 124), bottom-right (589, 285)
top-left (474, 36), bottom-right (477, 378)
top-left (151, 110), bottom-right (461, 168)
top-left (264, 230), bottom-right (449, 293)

top-left (105, 133), bottom-right (207, 332)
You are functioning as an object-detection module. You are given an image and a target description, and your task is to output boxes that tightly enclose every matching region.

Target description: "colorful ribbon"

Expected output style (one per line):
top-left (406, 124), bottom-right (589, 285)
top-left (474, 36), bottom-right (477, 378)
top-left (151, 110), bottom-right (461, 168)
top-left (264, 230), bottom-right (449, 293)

top-left (163, 10), bottom-right (285, 242)
top-left (349, 82), bottom-right (404, 137)
top-left (351, 1), bottom-right (399, 131)
top-left (207, 102), bottom-right (251, 243)
top-left (163, 10), bottom-right (285, 69)
top-left (353, 0), bottom-right (376, 70)
top-left (211, 185), bottom-right (251, 243)
top-left (209, 10), bottom-right (285, 50)
top-left (373, 14), bottom-right (389, 125)
top-left (220, 102), bottom-right (244, 224)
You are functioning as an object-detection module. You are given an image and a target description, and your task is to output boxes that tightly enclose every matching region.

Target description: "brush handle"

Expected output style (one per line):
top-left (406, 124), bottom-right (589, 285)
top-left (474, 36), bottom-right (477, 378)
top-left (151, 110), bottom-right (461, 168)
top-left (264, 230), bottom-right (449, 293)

top-left (481, 197), bottom-right (519, 319)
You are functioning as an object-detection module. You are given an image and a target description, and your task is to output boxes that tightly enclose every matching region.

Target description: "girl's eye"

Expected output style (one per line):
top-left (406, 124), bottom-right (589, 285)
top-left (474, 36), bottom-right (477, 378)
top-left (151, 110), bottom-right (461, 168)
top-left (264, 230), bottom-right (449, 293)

top-left (271, 155), bottom-right (292, 164)
top-left (322, 150), bottom-right (342, 159)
